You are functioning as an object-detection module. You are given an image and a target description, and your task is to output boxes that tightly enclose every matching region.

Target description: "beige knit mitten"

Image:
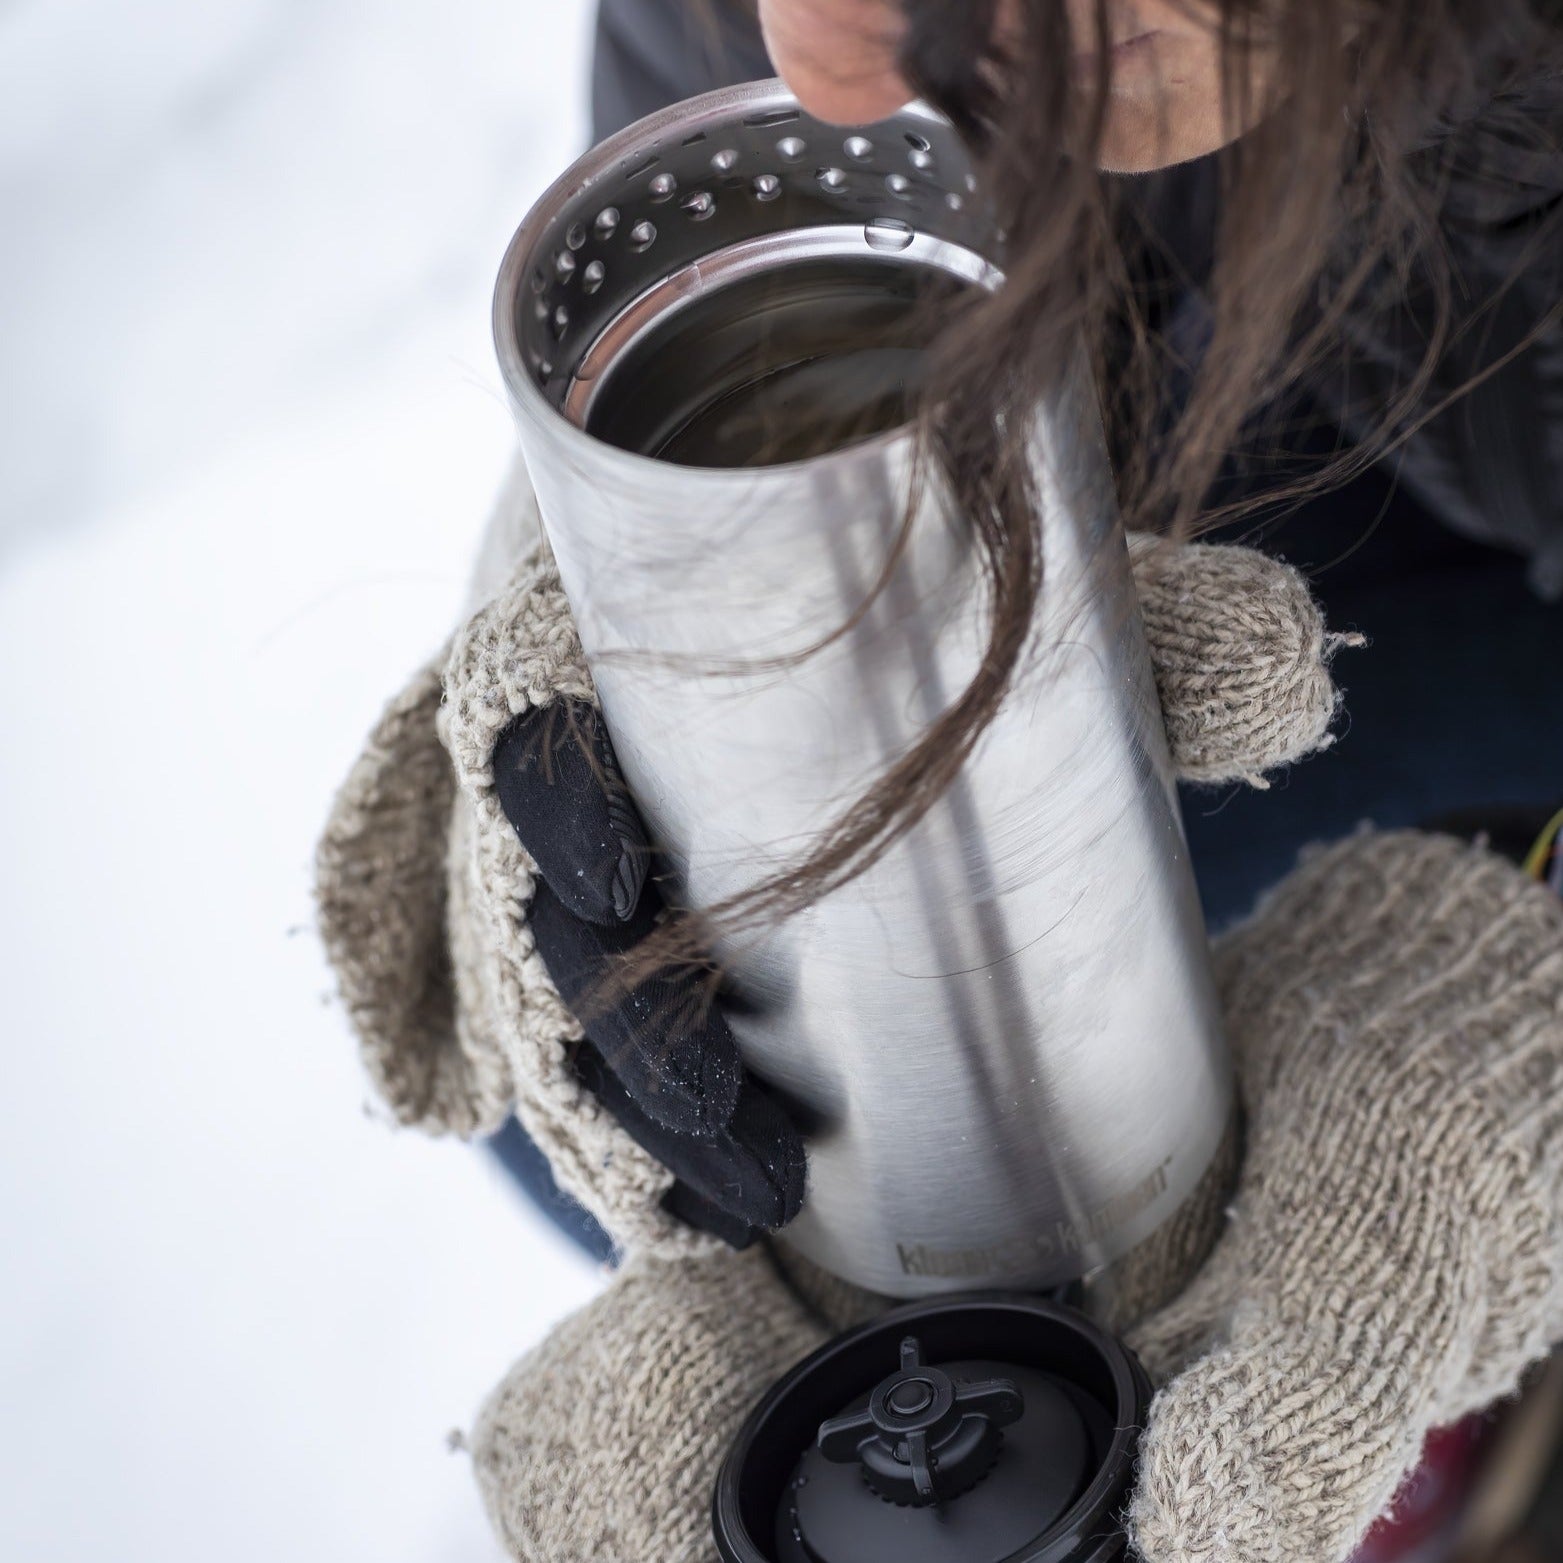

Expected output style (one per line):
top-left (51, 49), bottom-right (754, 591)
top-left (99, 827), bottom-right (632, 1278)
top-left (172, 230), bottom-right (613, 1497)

top-left (465, 830), bottom-right (1563, 1563)
top-left (1128, 830), bottom-right (1563, 1563)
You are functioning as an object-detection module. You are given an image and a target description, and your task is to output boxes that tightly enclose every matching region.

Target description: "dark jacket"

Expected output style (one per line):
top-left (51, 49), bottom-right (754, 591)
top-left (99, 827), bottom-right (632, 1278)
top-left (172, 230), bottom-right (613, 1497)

top-left (591, 0), bottom-right (1563, 596)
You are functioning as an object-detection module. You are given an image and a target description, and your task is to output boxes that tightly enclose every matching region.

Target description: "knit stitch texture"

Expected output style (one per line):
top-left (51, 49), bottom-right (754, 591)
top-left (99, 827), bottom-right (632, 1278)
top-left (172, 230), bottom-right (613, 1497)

top-left (1128, 830), bottom-right (1563, 1563)
top-left (1130, 532), bottom-right (1363, 788)
top-left (462, 832), bottom-right (1563, 1563)
top-left (315, 474), bottom-right (1563, 1563)
top-left (316, 494), bottom-right (707, 1254)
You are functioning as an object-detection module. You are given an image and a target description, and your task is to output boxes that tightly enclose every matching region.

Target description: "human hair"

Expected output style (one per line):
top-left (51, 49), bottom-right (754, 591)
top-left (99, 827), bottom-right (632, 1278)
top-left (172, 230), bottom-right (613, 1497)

top-left (611, 0), bottom-right (1563, 995)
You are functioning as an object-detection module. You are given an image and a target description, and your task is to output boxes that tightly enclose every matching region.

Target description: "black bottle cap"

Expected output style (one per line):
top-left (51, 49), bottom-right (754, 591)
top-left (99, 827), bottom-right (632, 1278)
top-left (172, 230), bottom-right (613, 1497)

top-left (712, 1292), bottom-right (1151, 1563)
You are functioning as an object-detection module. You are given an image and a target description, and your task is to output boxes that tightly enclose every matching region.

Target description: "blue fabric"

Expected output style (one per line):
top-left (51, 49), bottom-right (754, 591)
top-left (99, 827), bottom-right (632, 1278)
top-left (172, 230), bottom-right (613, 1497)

top-left (1184, 458), bottom-right (1563, 930)
top-left (487, 1115), bottom-right (617, 1263)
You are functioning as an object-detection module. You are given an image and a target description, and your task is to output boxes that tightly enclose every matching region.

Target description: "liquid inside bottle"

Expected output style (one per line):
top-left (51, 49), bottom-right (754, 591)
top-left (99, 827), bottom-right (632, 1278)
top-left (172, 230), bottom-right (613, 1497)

top-left (581, 253), bottom-right (970, 469)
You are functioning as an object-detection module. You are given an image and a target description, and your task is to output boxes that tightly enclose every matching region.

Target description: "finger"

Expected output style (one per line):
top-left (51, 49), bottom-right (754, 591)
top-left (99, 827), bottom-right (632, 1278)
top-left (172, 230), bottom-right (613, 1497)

top-left (578, 1042), bottom-right (808, 1235)
top-left (493, 701), bottom-right (649, 925)
top-left (759, 0), bottom-right (912, 124)
top-left (531, 879), bottom-right (742, 1134)
top-left (1129, 535), bottom-right (1362, 788)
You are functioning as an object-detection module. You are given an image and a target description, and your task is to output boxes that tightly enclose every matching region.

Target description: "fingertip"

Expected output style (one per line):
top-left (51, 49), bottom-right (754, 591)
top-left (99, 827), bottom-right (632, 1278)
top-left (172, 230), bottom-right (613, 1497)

top-left (696, 1022), bottom-right (744, 1132)
top-left (791, 73), bottom-right (916, 127)
top-left (774, 1116), bottom-right (808, 1227)
top-left (759, 0), bottom-right (913, 127)
top-left (730, 1080), bottom-right (809, 1230)
top-left (660, 1182), bottom-right (760, 1249)
top-left (587, 709), bottom-right (653, 924)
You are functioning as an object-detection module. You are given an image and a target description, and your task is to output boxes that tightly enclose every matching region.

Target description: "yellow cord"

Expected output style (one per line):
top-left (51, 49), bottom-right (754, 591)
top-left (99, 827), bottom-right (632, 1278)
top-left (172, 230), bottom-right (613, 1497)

top-left (1522, 806), bottom-right (1563, 881)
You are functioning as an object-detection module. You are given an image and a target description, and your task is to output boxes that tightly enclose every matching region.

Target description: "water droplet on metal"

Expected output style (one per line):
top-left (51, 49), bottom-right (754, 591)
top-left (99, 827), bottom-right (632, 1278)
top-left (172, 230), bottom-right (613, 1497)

top-left (776, 135), bottom-right (806, 161)
top-left (566, 222), bottom-right (587, 250)
top-left (649, 171), bottom-right (678, 201)
top-left (752, 173), bottom-right (782, 201)
top-left (710, 148), bottom-right (739, 172)
top-left (682, 190), bottom-right (715, 220)
top-left (593, 206), bottom-right (620, 237)
top-left (843, 135), bottom-right (873, 161)
top-left (582, 259), bottom-right (605, 294)
top-left (885, 173), bottom-right (912, 198)
top-left (628, 220), bottom-right (656, 251)
top-left (864, 216), bottom-right (915, 252)
top-left (816, 166), bottom-right (847, 192)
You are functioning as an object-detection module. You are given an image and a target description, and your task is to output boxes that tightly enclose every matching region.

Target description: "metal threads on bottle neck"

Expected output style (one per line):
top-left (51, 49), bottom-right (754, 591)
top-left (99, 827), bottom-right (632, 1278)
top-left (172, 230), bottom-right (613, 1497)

top-left (495, 85), bottom-right (999, 465)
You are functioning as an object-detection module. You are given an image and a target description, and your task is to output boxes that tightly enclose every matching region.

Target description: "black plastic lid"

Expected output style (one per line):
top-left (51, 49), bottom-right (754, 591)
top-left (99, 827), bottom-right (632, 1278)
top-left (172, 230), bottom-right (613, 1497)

top-left (712, 1293), bottom-right (1150, 1563)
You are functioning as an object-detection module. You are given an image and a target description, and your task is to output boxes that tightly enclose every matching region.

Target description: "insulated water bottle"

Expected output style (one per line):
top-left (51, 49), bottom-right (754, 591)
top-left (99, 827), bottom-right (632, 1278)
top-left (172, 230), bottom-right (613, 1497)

top-left (493, 81), bottom-right (1235, 1303)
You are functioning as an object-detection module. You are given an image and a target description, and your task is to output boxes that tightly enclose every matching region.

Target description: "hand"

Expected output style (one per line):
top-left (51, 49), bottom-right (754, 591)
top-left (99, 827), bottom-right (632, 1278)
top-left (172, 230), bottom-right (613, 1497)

top-left (1127, 828), bottom-right (1563, 1563)
top-left (757, 0), bottom-right (912, 125)
top-left (466, 829), bottom-right (1563, 1563)
top-left (492, 701), bottom-right (806, 1246)
top-left (480, 524), bottom-right (1351, 1247)
top-left (318, 465), bottom-right (1353, 1253)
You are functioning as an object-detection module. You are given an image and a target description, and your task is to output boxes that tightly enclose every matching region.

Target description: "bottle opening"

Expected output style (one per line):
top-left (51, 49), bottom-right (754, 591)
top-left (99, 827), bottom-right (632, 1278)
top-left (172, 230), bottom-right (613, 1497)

top-left (498, 87), bottom-right (1006, 466)
top-left (565, 229), bottom-right (993, 470)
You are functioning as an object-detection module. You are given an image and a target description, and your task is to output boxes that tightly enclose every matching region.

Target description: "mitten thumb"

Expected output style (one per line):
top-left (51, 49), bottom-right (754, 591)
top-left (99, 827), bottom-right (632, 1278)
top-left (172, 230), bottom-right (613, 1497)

top-left (1130, 536), bottom-right (1363, 789)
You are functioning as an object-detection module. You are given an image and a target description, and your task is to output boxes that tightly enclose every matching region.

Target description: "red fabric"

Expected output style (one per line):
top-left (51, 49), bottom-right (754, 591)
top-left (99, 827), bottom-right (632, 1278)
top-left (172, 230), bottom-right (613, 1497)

top-left (1352, 1418), bottom-right (1493, 1563)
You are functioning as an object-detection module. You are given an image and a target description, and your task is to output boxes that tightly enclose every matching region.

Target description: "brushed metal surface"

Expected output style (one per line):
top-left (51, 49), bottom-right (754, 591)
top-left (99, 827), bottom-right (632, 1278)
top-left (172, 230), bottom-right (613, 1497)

top-left (494, 80), bottom-right (1233, 1297)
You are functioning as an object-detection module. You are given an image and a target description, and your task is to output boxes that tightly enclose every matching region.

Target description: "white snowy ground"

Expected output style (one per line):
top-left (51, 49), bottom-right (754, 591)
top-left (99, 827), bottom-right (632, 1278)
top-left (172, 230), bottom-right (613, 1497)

top-left (0, 4), bottom-right (611, 1560)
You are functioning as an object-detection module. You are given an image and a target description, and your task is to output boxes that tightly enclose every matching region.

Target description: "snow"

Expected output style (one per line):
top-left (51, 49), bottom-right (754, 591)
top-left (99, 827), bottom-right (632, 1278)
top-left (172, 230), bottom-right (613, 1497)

top-left (0, 4), bottom-right (608, 1560)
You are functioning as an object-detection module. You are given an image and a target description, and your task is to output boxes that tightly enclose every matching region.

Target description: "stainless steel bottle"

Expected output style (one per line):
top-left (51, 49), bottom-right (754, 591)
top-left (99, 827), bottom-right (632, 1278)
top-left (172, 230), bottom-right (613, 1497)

top-left (493, 81), bottom-right (1234, 1300)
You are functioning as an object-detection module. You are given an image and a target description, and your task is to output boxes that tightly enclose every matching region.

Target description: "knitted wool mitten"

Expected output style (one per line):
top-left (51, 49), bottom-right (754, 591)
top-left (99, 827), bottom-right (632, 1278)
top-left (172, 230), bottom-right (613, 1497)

top-left (1128, 829), bottom-right (1563, 1563)
top-left (1128, 534), bottom-right (1363, 788)
top-left (466, 831), bottom-right (1563, 1563)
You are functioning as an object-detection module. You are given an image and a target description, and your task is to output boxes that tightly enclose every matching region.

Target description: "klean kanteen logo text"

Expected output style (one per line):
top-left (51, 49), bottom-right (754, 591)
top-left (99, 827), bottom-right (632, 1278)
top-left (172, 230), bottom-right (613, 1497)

top-left (896, 1158), bottom-right (1172, 1279)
